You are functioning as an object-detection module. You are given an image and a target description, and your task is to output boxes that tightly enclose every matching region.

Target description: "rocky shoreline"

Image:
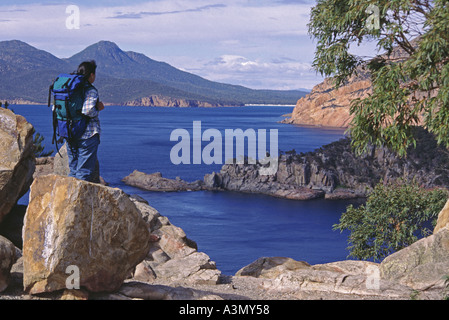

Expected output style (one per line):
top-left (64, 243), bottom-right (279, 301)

top-left (2, 197), bottom-right (449, 301)
top-left (123, 95), bottom-right (239, 108)
top-left (122, 128), bottom-right (449, 201)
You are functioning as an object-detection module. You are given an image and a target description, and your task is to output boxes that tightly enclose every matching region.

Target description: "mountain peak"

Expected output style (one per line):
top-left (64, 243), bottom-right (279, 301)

top-left (77, 40), bottom-right (124, 57)
top-left (67, 40), bottom-right (136, 71)
top-left (0, 39), bottom-right (30, 48)
top-left (0, 39), bottom-right (68, 72)
top-left (0, 39), bottom-right (52, 54)
top-left (91, 40), bottom-right (121, 51)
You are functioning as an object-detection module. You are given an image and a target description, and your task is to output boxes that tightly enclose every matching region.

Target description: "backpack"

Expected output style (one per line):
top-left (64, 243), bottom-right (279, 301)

top-left (48, 73), bottom-right (91, 149)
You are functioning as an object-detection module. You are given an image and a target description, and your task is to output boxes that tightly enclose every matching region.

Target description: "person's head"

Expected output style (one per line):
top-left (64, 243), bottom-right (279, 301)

top-left (77, 60), bottom-right (97, 84)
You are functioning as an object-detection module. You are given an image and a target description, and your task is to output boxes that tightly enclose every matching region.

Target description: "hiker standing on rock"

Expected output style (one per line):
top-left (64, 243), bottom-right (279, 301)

top-left (67, 60), bottom-right (105, 182)
top-left (51, 60), bottom-right (104, 183)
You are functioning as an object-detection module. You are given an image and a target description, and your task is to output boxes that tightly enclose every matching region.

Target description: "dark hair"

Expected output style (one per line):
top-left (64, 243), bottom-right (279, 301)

top-left (77, 60), bottom-right (97, 78)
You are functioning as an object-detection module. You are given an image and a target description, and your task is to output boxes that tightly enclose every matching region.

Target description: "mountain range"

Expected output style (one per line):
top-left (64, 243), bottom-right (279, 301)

top-left (0, 40), bottom-right (307, 107)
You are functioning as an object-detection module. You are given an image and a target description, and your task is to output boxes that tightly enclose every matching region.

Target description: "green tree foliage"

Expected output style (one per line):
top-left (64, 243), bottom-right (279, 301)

top-left (308, 0), bottom-right (449, 157)
top-left (334, 181), bottom-right (448, 261)
top-left (32, 128), bottom-right (53, 158)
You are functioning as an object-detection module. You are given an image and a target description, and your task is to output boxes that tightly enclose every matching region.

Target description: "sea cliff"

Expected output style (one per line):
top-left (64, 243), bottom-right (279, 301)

top-left (282, 70), bottom-right (370, 127)
top-left (282, 39), bottom-right (419, 128)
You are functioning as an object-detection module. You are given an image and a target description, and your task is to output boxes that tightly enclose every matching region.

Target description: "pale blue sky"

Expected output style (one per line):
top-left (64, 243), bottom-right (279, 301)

top-left (0, 0), bottom-right (331, 90)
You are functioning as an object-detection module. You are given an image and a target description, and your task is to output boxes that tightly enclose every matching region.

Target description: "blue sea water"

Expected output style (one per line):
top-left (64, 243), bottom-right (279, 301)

top-left (13, 104), bottom-right (363, 275)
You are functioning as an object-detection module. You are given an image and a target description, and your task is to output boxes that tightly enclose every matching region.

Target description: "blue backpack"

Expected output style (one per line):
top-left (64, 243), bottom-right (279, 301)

top-left (48, 73), bottom-right (91, 148)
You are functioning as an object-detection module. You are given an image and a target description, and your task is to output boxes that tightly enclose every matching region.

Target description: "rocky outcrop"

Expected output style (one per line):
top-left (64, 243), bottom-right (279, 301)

top-left (14, 173), bottom-right (219, 296)
top-left (2, 181), bottom-right (449, 300)
top-left (122, 171), bottom-right (204, 192)
top-left (282, 70), bottom-right (371, 127)
top-left (122, 128), bottom-right (449, 200)
top-left (434, 200), bottom-right (449, 234)
top-left (207, 128), bottom-right (449, 199)
top-left (123, 95), bottom-right (231, 108)
top-left (22, 175), bottom-right (151, 294)
top-left (204, 165), bottom-right (327, 200)
top-left (283, 39), bottom-right (420, 128)
top-left (130, 195), bottom-right (221, 286)
top-left (380, 227), bottom-right (449, 293)
top-left (0, 236), bottom-right (18, 293)
top-left (0, 108), bottom-right (35, 223)
top-left (236, 257), bottom-right (415, 299)
top-left (378, 198), bottom-right (449, 294)
top-left (0, 189), bottom-right (221, 299)
top-left (122, 168), bottom-right (327, 200)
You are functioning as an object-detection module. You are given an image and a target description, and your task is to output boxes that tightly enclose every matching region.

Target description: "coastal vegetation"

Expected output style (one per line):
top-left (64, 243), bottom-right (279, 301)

top-left (334, 181), bottom-right (448, 261)
top-left (309, 0), bottom-right (449, 157)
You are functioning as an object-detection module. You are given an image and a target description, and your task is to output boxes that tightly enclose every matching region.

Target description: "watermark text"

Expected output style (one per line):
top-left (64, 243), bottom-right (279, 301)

top-left (65, 265), bottom-right (80, 289)
top-left (365, 4), bottom-right (380, 31)
top-left (66, 5), bottom-right (80, 30)
top-left (170, 121), bottom-right (279, 175)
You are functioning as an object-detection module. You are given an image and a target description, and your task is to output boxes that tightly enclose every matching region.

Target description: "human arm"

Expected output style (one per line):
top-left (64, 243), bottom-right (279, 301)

top-left (96, 101), bottom-right (105, 111)
top-left (82, 88), bottom-right (101, 118)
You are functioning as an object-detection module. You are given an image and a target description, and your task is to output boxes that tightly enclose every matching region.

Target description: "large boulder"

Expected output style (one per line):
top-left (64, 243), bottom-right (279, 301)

top-left (0, 108), bottom-right (35, 223)
top-left (380, 229), bottom-right (449, 293)
top-left (434, 199), bottom-right (449, 234)
top-left (22, 175), bottom-right (151, 294)
top-left (53, 143), bottom-right (70, 177)
top-left (0, 235), bottom-right (18, 293)
top-left (380, 203), bottom-right (449, 293)
top-left (236, 257), bottom-right (311, 278)
top-left (237, 257), bottom-right (413, 299)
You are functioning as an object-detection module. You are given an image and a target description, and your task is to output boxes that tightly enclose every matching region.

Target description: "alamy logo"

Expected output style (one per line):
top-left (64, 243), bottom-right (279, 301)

top-left (65, 265), bottom-right (80, 290)
top-left (66, 5), bottom-right (80, 30)
top-left (365, 4), bottom-right (380, 31)
top-left (365, 265), bottom-right (380, 290)
top-left (170, 121), bottom-right (279, 175)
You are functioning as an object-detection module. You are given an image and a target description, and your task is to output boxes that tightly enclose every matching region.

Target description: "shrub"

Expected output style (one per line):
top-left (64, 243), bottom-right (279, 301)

top-left (334, 180), bottom-right (448, 262)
